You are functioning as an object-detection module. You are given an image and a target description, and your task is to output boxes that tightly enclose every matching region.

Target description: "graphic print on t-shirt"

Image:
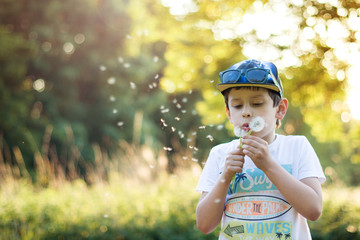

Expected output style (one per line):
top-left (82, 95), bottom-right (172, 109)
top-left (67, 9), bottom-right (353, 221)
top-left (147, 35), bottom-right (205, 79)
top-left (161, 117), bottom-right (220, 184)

top-left (221, 220), bottom-right (293, 240)
top-left (222, 164), bottom-right (293, 239)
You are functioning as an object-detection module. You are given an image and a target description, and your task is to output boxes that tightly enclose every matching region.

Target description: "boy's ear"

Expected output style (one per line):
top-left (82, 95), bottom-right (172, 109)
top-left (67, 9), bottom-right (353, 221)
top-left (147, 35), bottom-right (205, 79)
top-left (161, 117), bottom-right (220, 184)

top-left (225, 107), bottom-right (231, 120)
top-left (276, 98), bottom-right (288, 120)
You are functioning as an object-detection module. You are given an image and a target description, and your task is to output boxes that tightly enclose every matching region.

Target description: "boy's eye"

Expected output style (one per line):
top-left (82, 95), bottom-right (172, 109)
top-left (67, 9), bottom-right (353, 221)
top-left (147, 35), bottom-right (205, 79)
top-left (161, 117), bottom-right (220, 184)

top-left (233, 105), bottom-right (242, 109)
top-left (252, 102), bottom-right (263, 106)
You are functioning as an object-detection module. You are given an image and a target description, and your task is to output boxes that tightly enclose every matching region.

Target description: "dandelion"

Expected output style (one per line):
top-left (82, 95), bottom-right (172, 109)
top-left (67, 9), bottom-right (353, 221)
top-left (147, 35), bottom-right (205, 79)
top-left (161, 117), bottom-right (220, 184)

top-left (249, 116), bottom-right (266, 132)
top-left (231, 116), bottom-right (266, 193)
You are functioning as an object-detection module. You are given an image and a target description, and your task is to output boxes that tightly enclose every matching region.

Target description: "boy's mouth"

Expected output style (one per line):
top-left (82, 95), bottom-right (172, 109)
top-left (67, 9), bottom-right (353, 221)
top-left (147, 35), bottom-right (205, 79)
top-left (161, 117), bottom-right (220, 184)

top-left (241, 123), bottom-right (251, 132)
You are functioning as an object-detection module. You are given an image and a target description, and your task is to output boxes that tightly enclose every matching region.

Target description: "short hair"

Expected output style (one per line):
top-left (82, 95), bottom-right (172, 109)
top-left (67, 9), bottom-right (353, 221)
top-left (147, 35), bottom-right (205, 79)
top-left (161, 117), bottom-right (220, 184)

top-left (222, 87), bottom-right (282, 128)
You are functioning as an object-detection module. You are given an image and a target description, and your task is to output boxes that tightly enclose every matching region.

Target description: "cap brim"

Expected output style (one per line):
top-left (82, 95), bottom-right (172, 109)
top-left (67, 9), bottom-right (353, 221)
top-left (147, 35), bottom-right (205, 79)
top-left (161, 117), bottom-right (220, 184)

top-left (217, 83), bottom-right (280, 94)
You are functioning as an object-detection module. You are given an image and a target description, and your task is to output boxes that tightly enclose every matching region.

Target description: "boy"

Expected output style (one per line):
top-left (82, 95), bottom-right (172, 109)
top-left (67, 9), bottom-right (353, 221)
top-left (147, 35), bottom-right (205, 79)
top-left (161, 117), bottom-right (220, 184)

top-left (196, 59), bottom-right (325, 239)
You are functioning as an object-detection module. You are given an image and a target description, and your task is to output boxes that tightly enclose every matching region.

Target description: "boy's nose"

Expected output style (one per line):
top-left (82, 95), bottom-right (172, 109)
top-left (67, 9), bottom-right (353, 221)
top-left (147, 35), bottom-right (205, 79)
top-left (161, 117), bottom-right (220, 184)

top-left (242, 105), bottom-right (252, 118)
top-left (242, 112), bottom-right (251, 117)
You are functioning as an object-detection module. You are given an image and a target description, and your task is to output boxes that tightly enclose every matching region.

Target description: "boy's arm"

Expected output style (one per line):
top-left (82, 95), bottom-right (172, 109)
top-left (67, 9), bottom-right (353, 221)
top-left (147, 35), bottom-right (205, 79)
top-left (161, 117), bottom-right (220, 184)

top-left (262, 162), bottom-right (322, 220)
top-left (196, 148), bottom-right (245, 234)
top-left (242, 135), bottom-right (323, 221)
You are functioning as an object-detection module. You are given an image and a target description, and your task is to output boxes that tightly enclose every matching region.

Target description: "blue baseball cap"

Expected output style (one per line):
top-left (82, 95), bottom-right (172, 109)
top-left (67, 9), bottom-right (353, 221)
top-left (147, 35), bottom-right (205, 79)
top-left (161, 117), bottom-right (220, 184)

top-left (217, 59), bottom-right (283, 98)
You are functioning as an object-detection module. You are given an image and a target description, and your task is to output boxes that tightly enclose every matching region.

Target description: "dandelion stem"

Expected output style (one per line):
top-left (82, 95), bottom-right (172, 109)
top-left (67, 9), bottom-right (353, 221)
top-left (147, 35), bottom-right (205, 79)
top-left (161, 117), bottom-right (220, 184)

top-left (231, 129), bottom-right (252, 193)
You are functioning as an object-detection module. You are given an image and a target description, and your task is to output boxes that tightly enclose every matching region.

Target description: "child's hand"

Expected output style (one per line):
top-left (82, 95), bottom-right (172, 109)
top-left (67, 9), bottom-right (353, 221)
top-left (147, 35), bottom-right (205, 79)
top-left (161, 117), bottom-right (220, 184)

top-left (241, 135), bottom-right (274, 171)
top-left (223, 147), bottom-right (245, 182)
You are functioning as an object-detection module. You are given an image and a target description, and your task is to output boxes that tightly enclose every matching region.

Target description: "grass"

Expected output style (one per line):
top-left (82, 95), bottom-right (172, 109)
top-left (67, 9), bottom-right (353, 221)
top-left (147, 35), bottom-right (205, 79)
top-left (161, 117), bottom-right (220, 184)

top-left (0, 143), bottom-right (359, 239)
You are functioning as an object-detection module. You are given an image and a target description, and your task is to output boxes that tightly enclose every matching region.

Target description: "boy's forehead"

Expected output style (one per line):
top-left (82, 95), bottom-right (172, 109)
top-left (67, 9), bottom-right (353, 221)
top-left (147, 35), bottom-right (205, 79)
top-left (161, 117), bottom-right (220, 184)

top-left (229, 87), bottom-right (268, 96)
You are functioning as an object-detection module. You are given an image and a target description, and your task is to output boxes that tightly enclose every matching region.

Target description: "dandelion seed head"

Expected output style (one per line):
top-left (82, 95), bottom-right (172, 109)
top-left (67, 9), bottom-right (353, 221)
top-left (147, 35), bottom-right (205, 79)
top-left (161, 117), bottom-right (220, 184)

top-left (249, 116), bottom-right (266, 132)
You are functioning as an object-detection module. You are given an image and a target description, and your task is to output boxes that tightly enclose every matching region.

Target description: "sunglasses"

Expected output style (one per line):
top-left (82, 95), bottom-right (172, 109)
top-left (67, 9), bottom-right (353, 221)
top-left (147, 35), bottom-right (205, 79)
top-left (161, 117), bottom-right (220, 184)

top-left (219, 68), bottom-right (273, 84)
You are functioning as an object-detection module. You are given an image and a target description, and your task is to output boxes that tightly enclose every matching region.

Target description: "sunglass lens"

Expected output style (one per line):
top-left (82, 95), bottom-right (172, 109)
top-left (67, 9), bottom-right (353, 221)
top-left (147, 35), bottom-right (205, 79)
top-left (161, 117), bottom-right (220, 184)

top-left (222, 70), bottom-right (241, 83)
top-left (247, 69), bottom-right (267, 83)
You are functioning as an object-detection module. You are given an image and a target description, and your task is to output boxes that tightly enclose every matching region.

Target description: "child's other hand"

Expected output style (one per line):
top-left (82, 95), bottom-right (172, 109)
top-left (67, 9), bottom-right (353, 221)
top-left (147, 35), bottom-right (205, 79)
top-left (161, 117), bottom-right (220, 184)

top-left (241, 135), bottom-right (274, 171)
top-left (223, 147), bottom-right (245, 182)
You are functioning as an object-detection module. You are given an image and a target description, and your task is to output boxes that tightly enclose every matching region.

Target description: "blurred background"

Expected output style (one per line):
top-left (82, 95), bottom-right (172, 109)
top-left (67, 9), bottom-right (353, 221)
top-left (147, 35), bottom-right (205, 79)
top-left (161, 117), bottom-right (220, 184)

top-left (0, 0), bottom-right (359, 239)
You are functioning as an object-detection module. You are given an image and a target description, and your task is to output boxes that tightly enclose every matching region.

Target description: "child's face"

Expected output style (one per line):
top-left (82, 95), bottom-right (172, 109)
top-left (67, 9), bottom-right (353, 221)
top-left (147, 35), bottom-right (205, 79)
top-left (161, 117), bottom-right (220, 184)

top-left (226, 87), bottom-right (286, 143)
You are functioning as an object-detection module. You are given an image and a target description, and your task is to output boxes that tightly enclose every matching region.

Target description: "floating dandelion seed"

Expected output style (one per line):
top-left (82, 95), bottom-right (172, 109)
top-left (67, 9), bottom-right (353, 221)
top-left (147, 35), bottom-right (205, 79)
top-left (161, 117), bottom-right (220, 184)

top-left (214, 198), bottom-right (221, 203)
top-left (104, 214), bottom-right (109, 218)
top-left (107, 77), bottom-right (116, 85)
top-left (199, 125), bottom-right (206, 130)
top-left (109, 95), bottom-right (116, 102)
top-left (99, 65), bottom-right (107, 71)
top-left (176, 103), bottom-right (181, 109)
top-left (182, 156), bottom-right (188, 160)
top-left (160, 118), bottom-right (168, 127)
top-left (130, 82), bottom-right (136, 89)
top-left (163, 147), bottom-right (173, 151)
top-left (154, 74), bottom-right (159, 79)
top-left (192, 158), bottom-right (198, 162)
top-left (126, 34), bottom-right (132, 39)
top-left (178, 131), bottom-right (184, 138)
top-left (171, 126), bottom-right (176, 132)
top-left (174, 117), bottom-right (180, 121)
top-left (161, 108), bottom-right (169, 113)
top-left (220, 178), bottom-right (226, 183)
top-left (153, 56), bottom-right (159, 62)
top-left (189, 89), bottom-right (193, 94)
top-left (118, 57), bottom-right (124, 63)
top-left (124, 63), bottom-right (131, 68)
top-left (112, 109), bottom-right (118, 114)
top-left (182, 97), bottom-right (188, 103)
top-left (117, 121), bottom-right (124, 127)
top-left (181, 110), bottom-right (187, 113)
top-left (216, 125), bottom-right (224, 130)
top-left (206, 135), bottom-right (214, 142)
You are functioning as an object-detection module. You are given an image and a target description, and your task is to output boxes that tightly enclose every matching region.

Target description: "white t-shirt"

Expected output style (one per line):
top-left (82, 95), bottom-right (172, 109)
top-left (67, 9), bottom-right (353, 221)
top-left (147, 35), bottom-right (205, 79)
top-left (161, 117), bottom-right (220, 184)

top-left (196, 134), bottom-right (326, 240)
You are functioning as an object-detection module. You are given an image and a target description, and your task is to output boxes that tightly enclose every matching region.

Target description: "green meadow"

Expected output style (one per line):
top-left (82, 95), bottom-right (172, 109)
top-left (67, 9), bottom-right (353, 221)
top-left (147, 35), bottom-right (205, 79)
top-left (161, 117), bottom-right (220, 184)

top-left (0, 147), bottom-right (359, 240)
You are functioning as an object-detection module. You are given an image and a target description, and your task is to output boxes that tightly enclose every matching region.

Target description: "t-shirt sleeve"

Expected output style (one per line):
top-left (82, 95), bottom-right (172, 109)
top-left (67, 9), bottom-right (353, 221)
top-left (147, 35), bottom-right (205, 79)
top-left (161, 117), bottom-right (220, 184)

top-left (195, 147), bottom-right (221, 193)
top-left (297, 136), bottom-right (326, 184)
